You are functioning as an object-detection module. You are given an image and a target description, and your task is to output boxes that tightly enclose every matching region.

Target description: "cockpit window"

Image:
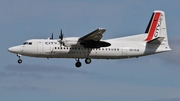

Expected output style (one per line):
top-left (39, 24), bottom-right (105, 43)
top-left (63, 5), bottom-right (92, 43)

top-left (23, 42), bottom-right (32, 45)
top-left (28, 42), bottom-right (32, 45)
top-left (23, 42), bottom-right (28, 45)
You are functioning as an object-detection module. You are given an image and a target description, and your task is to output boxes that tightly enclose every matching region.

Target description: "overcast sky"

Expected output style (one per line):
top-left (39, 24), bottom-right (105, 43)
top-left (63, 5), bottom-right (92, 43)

top-left (1, 0), bottom-right (180, 101)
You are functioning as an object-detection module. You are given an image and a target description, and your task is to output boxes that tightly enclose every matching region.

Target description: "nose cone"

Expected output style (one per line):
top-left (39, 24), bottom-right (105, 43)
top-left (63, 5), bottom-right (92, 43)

top-left (8, 46), bottom-right (23, 54)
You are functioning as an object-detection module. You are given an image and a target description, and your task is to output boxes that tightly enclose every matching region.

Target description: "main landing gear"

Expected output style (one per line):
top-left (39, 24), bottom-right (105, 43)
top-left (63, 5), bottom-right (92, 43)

top-left (17, 54), bottom-right (22, 64)
top-left (75, 58), bottom-right (92, 68)
top-left (85, 58), bottom-right (91, 64)
top-left (75, 61), bottom-right (82, 68)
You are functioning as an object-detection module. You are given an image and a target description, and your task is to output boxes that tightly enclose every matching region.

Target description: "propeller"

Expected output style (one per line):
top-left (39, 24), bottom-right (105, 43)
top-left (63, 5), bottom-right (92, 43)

top-left (50, 33), bottom-right (53, 40)
top-left (59, 29), bottom-right (64, 47)
top-left (59, 29), bottom-right (64, 40)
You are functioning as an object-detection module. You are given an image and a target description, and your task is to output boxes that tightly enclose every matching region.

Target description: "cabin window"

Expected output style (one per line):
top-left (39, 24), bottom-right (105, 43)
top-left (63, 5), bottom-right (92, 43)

top-left (55, 47), bottom-right (57, 49)
top-left (130, 49), bottom-right (133, 51)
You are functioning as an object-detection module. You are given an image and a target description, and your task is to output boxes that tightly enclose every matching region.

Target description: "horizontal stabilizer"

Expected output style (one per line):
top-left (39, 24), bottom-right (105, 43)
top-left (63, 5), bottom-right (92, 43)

top-left (147, 37), bottom-right (164, 44)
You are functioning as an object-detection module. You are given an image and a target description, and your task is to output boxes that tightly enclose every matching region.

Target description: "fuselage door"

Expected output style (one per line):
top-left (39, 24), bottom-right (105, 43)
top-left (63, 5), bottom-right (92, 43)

top-left (50, 42), bottom-right (54, 53)
top-left (122, 47), bottom-right (127, 56)
top-left (37, 41), bottom-right (43, 54)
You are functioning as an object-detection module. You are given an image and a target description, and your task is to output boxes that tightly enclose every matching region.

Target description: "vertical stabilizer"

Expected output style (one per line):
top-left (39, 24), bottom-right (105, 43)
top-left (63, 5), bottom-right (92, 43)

top-left (145, 10), bottom-right (171, 51)
top-left (145, 11), bottom-right (163, 41)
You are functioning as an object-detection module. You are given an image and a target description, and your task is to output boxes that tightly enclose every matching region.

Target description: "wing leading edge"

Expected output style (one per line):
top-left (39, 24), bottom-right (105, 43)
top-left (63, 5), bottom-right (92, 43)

top-left (78, 28), bottom-right (111, 48)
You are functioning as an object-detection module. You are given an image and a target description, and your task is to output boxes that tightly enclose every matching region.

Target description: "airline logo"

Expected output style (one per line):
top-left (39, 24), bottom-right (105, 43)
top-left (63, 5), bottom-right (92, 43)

top-left (145, 12), bottom-right (163, 41)
top-left (45, 42), bottom-right (59, 45)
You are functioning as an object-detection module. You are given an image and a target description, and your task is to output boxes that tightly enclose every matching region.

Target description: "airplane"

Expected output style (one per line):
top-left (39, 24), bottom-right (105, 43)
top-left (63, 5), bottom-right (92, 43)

top-left (8, 10), bottom-right (171, 68)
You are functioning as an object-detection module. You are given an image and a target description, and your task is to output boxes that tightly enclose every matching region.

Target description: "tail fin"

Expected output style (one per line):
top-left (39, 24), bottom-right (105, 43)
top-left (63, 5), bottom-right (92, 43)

top-left (145, 10), bottom-right (171, 51)
top-left (145, 10), bottom-right (167, 41)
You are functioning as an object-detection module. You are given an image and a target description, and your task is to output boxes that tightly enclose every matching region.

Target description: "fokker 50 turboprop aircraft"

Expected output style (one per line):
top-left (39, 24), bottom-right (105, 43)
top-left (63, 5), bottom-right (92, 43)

top-left (8, 10), bottom-right (171, 68)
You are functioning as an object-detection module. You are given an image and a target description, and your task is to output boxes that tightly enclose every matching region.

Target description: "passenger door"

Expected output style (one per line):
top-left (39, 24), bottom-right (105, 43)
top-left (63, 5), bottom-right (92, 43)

top-left (37, 41), bottom-right (43, 54)
top-left (122, 47), bottom-right (127, 56)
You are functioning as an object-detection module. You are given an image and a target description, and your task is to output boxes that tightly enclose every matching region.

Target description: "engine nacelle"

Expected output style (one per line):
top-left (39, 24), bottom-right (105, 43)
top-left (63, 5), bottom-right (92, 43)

top-left (62, 37), bottom-right (80, 47)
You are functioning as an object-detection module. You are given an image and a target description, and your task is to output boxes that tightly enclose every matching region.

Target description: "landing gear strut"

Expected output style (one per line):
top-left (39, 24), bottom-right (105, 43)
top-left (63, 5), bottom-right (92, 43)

top-left (75, 58), bottom-right (82, 68)
top-left (17, 54), bottom-right (22, 64)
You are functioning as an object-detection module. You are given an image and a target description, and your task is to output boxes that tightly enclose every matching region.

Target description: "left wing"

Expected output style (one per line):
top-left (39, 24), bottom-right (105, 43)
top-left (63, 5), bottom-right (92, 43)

top-left (78, 28), bottom-right (111, 48)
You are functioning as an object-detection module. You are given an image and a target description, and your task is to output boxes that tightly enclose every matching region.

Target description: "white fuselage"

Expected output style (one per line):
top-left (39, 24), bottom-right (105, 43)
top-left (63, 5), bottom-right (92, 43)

top-left (8, 34), bottom-right (170, 60)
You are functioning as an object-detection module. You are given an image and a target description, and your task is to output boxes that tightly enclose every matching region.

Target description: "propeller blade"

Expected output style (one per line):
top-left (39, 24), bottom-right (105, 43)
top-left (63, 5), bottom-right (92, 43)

top-left (51, 33), bottom-right (53, 39)
top-left (59, 29), bottom-right (64, 40)
top-left (49, 33), bottom-right (53, 40)
top-left (59, 29), bottom-right (64, 47)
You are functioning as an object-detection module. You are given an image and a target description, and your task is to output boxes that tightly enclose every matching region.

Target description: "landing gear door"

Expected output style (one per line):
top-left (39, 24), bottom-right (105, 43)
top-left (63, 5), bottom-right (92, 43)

top-left (122, 47), bottom-right (127, 56)
top-left (37, 41), bottom-right (43, 54)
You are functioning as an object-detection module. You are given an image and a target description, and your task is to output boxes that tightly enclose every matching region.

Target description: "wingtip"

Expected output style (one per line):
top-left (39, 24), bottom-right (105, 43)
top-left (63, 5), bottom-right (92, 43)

top-left (98, 28), bottom-right (105, 30)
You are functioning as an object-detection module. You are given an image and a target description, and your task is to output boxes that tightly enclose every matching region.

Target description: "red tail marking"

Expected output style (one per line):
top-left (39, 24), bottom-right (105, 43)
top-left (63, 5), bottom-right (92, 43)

top-left (145, 12), bottom-right (161, 41)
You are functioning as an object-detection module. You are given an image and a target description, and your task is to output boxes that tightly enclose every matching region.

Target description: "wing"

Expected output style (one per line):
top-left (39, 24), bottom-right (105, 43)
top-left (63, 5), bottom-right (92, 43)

top-left (79, 28), bottom-right (105, 41)
top-left (78, 28), bottom-right (111, 48)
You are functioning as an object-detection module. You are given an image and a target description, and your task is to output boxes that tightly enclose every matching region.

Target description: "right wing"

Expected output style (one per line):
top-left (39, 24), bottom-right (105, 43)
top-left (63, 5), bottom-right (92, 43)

top-left (79, 28), bottom-right (105, 41)
top-left (78, 28), bottom-right (111, 48)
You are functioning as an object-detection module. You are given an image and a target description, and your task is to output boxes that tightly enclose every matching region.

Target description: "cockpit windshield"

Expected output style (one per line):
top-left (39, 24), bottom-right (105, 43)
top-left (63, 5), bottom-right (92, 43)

top-left (23, 42), bottom-right (28, 45)
top-left (23, 42), bottom-right (32, 45)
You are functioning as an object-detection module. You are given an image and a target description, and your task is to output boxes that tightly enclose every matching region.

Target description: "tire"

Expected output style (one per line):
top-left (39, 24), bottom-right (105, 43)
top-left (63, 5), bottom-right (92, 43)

top-left (18, 59), bottom-right (22, 64)
top-left (85, 58), bottom-right (91, 64)
top-left (75, 62), bottom-right (82, 68)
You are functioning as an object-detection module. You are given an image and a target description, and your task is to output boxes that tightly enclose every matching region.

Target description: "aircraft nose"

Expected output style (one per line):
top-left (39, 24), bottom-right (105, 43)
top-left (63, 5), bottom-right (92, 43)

top-left (8, 46), bottom-right (23, 54)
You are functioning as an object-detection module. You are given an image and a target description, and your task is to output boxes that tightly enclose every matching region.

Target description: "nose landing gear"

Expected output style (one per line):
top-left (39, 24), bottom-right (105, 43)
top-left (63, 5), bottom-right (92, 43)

top-left (18, 59), bottom-right (22, 64)
top-left (17, 54), bottom-right (22, 64)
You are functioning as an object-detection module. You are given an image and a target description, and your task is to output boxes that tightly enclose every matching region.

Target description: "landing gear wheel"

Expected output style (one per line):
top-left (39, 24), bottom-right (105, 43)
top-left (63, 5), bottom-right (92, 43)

top-left (75, 61), bottom-right (82, 68)
top-left (85, 58), bottom-right (91, 64)
top-left (18, 59), bottom-right (22, 64)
